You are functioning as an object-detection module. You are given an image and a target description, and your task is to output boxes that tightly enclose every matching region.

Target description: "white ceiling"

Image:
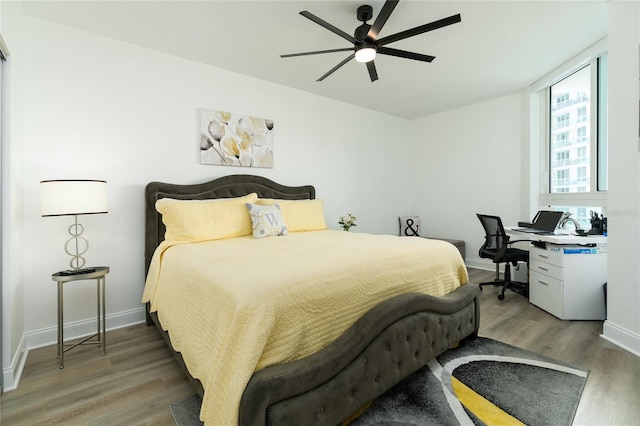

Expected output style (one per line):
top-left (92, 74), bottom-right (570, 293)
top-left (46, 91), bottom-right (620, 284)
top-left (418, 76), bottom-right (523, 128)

top-left (22, 1), bottom-right (608, 119)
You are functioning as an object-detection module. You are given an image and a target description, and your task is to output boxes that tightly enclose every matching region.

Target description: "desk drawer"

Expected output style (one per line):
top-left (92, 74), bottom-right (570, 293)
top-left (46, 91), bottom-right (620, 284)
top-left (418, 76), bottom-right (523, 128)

top-left (530, 259), bottom-right (563, 281)
top-left (530, 246), bottom-right (563, 267)
top-left (529, 270), bottom-right (563, 319)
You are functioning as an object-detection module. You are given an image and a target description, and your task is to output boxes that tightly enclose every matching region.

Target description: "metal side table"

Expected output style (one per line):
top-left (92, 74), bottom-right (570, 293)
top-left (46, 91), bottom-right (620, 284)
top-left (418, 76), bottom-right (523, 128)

top-left (51, 266), bottom-right (109, 369)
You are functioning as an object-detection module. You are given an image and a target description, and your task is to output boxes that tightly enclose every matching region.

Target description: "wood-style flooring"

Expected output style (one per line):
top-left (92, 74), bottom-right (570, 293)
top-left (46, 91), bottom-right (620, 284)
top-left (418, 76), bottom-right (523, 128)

top-left (1, 267), bottom-right (639, 425)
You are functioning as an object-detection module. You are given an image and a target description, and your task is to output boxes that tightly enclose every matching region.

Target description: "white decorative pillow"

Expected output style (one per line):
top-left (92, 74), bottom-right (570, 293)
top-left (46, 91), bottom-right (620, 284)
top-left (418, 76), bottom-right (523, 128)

top-left (246, 203), bottom-right (288, 239)
top-left (399, 216), bottom-right (421, 237)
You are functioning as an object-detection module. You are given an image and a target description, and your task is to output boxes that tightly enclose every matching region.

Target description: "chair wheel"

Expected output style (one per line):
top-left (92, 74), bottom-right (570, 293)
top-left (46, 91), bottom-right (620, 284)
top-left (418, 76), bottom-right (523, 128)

top-left (498, 294), bottom-right (505, 300)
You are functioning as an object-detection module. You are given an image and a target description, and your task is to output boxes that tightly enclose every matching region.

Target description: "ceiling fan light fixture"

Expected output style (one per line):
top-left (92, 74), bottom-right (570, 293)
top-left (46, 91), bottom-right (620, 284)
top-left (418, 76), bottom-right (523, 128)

top-left (282, 1), bottom-right (462, 81)
top-left (355, 46), bottom-right (376, 63)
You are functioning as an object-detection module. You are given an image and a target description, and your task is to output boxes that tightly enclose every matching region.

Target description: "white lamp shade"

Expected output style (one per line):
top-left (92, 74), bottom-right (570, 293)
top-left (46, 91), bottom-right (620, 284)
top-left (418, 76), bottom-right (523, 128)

top-left (41, 179), bottom-right (108, 216)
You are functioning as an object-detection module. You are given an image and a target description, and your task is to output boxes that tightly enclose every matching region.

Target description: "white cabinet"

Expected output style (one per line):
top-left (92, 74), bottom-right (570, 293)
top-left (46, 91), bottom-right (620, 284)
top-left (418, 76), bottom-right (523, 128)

top-left (529, 245), bottom-right (607, 320)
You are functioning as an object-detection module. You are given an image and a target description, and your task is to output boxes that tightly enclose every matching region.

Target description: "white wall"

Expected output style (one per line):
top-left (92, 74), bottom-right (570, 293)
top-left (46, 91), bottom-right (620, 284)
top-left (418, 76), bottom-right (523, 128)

top-left (408, 92), bottom-right (524, 269)
top-left (1, 0), bottom-right (26, 390)
top-left (3, 14), bottom-right (412, 387)
top-left (601, 1), bottom-right (640, 356)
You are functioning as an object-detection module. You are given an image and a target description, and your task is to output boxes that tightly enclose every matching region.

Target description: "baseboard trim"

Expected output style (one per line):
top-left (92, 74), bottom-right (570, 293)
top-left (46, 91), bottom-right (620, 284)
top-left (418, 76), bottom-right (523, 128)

top-left (465, 258), bottom-right (494, 271)
top-left (601, 320), bottom-right (640, 357)
top-left (3, 307), bottom-right (146, 392)
top-left (25, 306), bottom-right (146, 350)
top-left (2, 333), bottom-right (27, 392)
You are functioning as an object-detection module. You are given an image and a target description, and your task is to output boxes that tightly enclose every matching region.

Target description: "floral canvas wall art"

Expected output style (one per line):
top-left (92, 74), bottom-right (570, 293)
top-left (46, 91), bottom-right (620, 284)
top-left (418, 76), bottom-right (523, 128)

top-left (200, 108), bottom-right (274, 168)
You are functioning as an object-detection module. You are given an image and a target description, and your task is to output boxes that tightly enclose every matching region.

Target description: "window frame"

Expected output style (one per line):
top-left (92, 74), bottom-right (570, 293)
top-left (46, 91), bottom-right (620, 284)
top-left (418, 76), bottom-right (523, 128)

top-left (531, 39), bottom-right (608, 209)
top-left (0, 32), bottom-right (8, 393)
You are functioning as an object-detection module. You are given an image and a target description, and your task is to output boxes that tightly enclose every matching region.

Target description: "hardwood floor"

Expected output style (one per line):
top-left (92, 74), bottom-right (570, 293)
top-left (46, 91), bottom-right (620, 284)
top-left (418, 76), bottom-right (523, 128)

top-left (0, 323), bottom-right (194, 425)
top-left (1, 268), bottom-right (639, 425)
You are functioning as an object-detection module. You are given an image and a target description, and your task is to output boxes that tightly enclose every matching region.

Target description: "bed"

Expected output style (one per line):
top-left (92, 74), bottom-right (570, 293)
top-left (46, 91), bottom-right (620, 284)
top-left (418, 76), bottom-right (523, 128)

top-left (143, 174), bottom-right (480, 425)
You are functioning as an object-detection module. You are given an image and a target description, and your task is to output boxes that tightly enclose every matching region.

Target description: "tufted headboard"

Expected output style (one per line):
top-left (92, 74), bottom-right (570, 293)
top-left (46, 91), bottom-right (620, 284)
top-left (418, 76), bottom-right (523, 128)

top-left (144, 174), bottom-right (315, 276)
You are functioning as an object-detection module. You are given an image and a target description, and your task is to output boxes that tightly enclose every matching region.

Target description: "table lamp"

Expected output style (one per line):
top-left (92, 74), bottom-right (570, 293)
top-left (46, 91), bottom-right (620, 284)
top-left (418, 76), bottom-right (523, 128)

top-left (41, 179), bottom-right (108, 270)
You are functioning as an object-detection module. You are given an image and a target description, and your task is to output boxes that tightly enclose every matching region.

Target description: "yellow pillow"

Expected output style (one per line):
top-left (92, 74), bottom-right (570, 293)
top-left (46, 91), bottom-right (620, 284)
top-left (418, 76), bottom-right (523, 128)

top-left (156, 193), bottom-right (258, 243)
top-left (255, 198), bottom-right (327, 232)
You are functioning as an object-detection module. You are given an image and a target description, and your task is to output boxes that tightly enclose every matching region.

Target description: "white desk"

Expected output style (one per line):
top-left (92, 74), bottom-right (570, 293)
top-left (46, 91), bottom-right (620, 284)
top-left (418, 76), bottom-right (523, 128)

top-left (508, 229), bottom-right (607, 320)
top-left (508, 230), bottom-right (607, 246)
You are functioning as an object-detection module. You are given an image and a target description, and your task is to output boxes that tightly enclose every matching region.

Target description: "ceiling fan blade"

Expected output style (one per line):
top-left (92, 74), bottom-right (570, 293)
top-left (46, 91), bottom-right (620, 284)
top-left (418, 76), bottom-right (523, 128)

top-left (300, 10), bottom-right (359, 44)
top-left (317, 53), bottom-right (355, 81)
top-left (377, 13), bottom-right (461, 46)
top-left (367, 0), bottom-right (399, 40)
top-left (377, 46), bottom-right (435, 62)
top-left (366, 61), bottom-right (379, 82)
top-left (281, 47), bottom-right (354, 58)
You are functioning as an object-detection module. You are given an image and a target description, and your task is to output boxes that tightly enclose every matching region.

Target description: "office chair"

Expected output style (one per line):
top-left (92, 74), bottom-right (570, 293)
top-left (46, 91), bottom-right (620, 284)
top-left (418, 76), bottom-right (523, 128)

top-left (476, 214), bottom-right (530, 300)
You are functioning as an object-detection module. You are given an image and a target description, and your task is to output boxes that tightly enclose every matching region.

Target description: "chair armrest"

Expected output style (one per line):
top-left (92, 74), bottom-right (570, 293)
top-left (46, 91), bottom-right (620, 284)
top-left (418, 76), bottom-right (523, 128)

top-left (506, 239), bottom-right (530, 245)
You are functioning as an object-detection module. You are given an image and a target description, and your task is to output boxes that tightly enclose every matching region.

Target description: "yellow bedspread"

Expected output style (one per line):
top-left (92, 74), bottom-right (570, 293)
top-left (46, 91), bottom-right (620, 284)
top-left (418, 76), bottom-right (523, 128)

top-left (142, 230), bottom-right (468, 425)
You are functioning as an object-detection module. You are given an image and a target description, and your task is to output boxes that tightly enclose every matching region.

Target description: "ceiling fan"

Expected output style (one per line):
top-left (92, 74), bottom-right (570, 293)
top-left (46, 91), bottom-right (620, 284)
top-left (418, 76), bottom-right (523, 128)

top-left (280, 0), bottom-right (461, 82)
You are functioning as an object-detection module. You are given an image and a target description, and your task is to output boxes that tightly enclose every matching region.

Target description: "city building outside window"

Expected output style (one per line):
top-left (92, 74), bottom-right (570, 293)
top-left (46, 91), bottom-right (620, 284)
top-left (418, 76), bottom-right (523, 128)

top-left (549, 65), bottom-right (591, 194)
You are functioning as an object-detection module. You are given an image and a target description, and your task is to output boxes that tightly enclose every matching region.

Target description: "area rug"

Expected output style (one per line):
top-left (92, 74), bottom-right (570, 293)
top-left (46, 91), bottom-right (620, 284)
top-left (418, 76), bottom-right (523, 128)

top-left (170, 394), bottom-right (203, 426)
top-left (352, 337), bottom-right (588, 425)
top-left (170, 337), bottom-right (588, 426)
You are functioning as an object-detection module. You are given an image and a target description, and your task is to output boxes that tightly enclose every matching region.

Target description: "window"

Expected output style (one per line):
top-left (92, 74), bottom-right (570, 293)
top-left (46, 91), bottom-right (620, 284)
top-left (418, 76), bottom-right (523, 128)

top-left (577, 127), bottom-right (587, 143)
top-left (577, 167), bottom-right (587, 178)
top-left (556, 131), bottom-right (570, 146)
top-left (547, 57), bottom-right (607, 196)
top-left (577, 146), bottom-right (587, 158)
top-left (556, 93), bottom-right (569, 106)
top-left (549, 65), bottom-right (591, 194)
top-left (555, 113), bottom-right (570, 129)
top-left (556, 169), bottom-right (570, 186)
top-left (532, 42), bottom-right (607, 212)
top-left (552, 205), bottom-right (602, 230)
top-left (597, 54), bottom-right (608, 191)
top-left (577, 106), bottom-right (588, 123)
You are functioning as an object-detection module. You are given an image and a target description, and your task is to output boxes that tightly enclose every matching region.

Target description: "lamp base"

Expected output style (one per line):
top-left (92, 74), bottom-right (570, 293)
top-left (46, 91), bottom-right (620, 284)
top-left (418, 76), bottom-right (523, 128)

top-left (64, 215), bottom-right (90, 269)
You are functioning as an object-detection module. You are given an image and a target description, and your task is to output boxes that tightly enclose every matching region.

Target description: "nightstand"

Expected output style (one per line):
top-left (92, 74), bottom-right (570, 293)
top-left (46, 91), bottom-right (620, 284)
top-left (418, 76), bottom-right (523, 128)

top-left (51, 266), bottom-right (109, 369)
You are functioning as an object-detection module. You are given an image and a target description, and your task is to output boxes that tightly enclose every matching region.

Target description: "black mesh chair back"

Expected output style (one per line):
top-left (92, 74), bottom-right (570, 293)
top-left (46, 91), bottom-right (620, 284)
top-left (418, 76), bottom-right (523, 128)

top-left (477, 214), bottom-right (504, 253)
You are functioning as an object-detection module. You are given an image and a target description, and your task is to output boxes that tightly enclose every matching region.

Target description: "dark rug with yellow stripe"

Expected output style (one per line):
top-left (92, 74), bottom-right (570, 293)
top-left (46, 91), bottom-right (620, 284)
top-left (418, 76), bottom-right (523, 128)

top-left (350, 337), bottom-right (588, 426)
top-left (171, 337), bottom-right (588, 426)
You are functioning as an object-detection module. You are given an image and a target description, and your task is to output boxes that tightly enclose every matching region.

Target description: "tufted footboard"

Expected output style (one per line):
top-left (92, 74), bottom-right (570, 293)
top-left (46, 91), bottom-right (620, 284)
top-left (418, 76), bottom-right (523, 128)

top-left (239, 283), bottom-right (480, 426)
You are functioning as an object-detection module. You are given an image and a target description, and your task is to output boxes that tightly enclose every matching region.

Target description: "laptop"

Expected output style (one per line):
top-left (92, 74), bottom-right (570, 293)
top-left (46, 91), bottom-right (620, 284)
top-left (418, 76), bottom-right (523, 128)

top-left (517, 210), bottom-right (542, 228)
top-left (513, 210), bottom-right (563, 234)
